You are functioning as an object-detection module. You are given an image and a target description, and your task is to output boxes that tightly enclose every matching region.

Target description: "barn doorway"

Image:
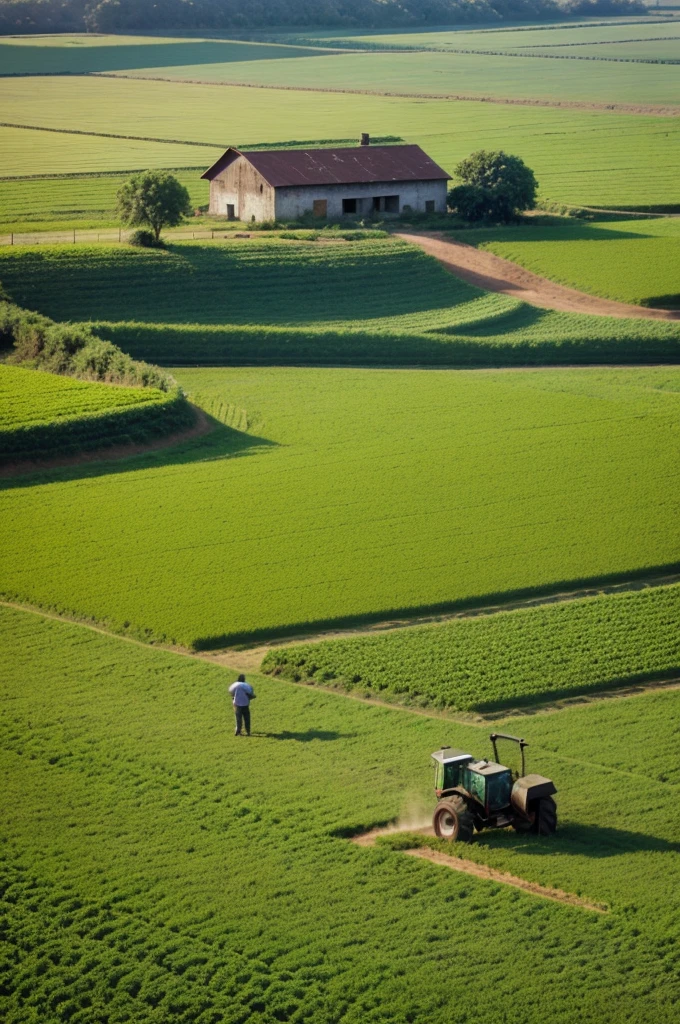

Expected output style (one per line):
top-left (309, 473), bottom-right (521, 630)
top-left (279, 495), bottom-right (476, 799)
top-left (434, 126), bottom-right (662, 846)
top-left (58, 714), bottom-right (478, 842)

top-left (226, 204), bottom-right (236, 220)
top-left (313, 199), bottom-right (327, 218)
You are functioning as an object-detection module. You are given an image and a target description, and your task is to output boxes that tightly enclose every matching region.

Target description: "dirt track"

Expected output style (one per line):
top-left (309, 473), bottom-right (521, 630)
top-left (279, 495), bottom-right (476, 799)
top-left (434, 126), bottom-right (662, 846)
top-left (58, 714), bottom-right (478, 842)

top-left (352, 827), bottom-right (607, 911)
top-left (397, 233), bottom-right (680, 321)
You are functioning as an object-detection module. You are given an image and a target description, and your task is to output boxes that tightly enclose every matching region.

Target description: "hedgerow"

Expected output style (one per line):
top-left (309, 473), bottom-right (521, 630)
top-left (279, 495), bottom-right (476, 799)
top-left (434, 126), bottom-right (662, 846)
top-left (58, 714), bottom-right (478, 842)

top-left (262, 583), bottom-right (680, 712)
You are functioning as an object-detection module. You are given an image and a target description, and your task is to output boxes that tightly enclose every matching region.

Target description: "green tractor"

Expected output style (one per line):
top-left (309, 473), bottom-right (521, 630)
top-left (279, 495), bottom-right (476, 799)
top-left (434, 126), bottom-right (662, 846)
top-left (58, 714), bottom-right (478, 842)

top-left (431, 733), bottom-right (557, 842)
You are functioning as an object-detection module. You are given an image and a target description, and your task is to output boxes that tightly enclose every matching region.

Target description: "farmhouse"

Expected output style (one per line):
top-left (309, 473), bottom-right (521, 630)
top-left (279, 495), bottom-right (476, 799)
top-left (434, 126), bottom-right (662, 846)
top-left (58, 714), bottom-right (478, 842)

top-left (202, 136), bottom-right (450, 221)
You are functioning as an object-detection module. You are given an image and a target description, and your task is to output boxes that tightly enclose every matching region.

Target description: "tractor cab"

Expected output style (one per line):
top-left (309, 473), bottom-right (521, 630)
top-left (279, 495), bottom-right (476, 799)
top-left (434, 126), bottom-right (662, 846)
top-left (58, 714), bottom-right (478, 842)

top-left (432, 747), bottom-right (513, 816)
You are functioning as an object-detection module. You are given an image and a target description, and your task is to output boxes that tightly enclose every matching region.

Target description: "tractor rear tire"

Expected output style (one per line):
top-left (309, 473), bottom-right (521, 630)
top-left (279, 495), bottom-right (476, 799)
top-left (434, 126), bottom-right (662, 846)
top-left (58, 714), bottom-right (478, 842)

top-left (512, 797), bottom-right (557, 836)
top-left (535, 796), bottom-right (557, 836)
top-left (433, 797), bottom-right (475, 843)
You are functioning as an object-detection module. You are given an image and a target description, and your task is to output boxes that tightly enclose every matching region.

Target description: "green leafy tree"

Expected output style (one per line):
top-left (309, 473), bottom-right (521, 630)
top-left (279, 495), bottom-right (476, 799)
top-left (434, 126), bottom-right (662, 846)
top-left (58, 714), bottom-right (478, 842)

top-left (116, 170), bottom-right (192, 243)
top-left (448, 150), bottom-right (538, 223)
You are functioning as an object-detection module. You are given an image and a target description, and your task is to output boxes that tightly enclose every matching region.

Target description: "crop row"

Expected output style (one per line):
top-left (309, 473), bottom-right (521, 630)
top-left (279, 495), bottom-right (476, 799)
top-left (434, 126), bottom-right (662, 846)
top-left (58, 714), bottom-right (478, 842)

top-left (0, 376), bottom-right (193, 462)
top-left (2, 604), bottom-right (680, 1024)
top-left (263, 583), bottom-right (680, 712)
top-left (2, 240), bottom-right (679, 367)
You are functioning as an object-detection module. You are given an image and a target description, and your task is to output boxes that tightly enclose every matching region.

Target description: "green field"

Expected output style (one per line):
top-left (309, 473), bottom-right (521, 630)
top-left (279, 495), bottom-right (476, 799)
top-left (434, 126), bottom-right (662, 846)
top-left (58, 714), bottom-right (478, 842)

top-left (285, 19), bottom-right (680, 50)
top-left (0, 171), bottom-right (209, 228)
top-left (0, 363), bottom-right (167, 429)
top-left (0, 36), bottom-right (335, 76)
top-left (263, 583), bottom-right (680, 711)
top-left (2, 603), bottom-right (680, 1022)
top-left (1, 239), bottom-right (678, 365)
top-left (1, 76), bottom-right (678, 208)
top-left (116, 49), bottom-right (680, 106)
top-left (1, 366), bottom-right (678, 647)
top-left (0, 361), bottom-right (191, 462)
top-left (456, 218), bottom-right (680, 307)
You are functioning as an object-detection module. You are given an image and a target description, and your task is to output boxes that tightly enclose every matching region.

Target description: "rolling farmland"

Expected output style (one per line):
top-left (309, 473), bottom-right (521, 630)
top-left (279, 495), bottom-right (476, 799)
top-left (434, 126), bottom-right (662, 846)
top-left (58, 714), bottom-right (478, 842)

top-left (456, 218), bottom-right (680, 307)
top-left (1, 239), bottom-right (679, 366)
top-left (1, 366), bottom-right (678, 647)
top-left (2, 16), bottom-right (680, 1024)
top-left (2, 603), bottom-right (679, 1022)
top-left (263, 583), bottom-right (680, 711)
top-left (1, 75), bottom-right (679, 209)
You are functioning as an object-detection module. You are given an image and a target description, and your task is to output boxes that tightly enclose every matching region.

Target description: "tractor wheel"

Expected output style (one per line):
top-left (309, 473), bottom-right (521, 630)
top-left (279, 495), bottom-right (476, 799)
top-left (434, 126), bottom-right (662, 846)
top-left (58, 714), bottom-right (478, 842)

top-left (535, 796), bottom-right (557, 836)
top-left (433, 797), bottom-right (475, 843)
top-left (512, 797), bottom-right (557, 836)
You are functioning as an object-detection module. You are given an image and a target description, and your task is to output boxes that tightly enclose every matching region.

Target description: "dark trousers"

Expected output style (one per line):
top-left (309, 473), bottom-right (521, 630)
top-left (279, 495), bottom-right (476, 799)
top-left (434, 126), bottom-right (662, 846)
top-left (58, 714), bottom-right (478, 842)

top-left (234, 705), bottom-right (251, 735)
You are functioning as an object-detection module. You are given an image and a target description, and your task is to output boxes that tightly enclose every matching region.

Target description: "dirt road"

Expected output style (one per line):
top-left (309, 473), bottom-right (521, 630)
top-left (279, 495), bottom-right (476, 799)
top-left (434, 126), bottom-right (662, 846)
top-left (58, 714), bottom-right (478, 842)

top-left (397, 232), bottom-right (680, 321)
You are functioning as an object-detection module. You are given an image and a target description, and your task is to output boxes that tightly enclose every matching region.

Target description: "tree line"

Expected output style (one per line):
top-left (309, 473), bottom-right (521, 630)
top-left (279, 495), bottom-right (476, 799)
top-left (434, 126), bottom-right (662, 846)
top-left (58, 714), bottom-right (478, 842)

top-left (0, 0), bottom-right (648, 36)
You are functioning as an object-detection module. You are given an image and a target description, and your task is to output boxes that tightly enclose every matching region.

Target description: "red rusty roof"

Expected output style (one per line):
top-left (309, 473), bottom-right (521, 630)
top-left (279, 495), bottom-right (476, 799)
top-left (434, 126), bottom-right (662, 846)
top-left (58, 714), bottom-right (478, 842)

top-left (202, 145), bottom-right (450, 187)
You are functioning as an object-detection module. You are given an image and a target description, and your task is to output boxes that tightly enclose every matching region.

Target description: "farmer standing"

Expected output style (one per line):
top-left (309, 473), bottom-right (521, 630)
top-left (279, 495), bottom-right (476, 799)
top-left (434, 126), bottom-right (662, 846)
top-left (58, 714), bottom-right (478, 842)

top-left (229, 674), bottom-right (255, 736)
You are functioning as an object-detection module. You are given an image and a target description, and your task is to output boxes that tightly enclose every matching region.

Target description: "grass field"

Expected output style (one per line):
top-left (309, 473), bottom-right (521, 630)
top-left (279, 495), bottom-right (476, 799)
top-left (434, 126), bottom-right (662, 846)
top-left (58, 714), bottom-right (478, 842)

top-left (116, 49), bottom-right (680, 106)
top-left (263, 583), bottom-right (680, 711)
top-left (1, 366), bottom-right (678, 647)
top-left (1, 239), bottom-right (678, 366)
top-left (2, 603), bottom-right (680, 1023)
top-left (456, 218), bottom-right (680, 307)
top-left (1, 76), bottom-right (678, 208)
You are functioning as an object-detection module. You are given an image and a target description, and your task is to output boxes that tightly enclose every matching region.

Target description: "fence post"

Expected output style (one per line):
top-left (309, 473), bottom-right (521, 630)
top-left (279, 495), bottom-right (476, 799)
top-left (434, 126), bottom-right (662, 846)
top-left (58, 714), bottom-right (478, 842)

top-left (10, 233), bottom-right (13, 246)
top-left (73, 229), bottom-right (76, 244)
top-left (119, 228), bottom-right (121, 242)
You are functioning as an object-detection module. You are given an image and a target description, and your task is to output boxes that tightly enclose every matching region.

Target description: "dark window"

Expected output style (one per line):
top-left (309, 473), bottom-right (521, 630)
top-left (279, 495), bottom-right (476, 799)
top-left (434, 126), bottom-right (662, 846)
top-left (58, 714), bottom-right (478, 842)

top-left (342, 198), bottom-right (357, 214)
top-left (373, 197), bottom-right (382, 211)
top-left (384, 195), bottom-right (399, 214)
top-left (259, 184), bottom-right (264, 194)
top-left (425, 200), bottom-right (435, 213)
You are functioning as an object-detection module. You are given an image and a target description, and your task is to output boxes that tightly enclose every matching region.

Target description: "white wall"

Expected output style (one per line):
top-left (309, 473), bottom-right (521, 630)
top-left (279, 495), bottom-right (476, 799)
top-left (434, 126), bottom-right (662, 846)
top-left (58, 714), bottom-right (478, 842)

top-left (274, 179), bottom-right (448, 220)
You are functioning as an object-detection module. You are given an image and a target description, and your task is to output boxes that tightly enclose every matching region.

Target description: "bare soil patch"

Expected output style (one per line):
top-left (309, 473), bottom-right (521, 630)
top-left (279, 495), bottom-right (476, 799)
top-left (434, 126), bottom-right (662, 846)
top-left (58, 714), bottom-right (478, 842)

top-left (397, 233), bottom-right (680, 320)
top-left (0, 404), bottom-right (212, 478)
top-left (353, 826), bottom-right (607, 911)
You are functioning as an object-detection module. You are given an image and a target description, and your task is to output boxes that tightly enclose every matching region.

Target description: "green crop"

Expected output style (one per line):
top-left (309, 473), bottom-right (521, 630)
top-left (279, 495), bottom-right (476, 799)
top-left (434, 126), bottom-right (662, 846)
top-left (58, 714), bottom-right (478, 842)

top-left (0, 76), bottom-right (678, 208)
top-left (2, 603), bottom-right (680, 1023)
top-left (0, 364), bottom-right (192, 461)
top-left (0, 364), bottom-right (165, 429)
top-left (0, 172), bottom-right (209, 230)
top-left (1, 240), bottom-right (678, 366)
top-left (263, 583), bottom-right (680, 712)
top-left (457, 218), bottom-right (680, 307)
top-left (125, 47), bottom-right (680, 106)
top-left (0, 37), bottom-right (334, 76)
top-left (1, 366), bottom-right (678, 648)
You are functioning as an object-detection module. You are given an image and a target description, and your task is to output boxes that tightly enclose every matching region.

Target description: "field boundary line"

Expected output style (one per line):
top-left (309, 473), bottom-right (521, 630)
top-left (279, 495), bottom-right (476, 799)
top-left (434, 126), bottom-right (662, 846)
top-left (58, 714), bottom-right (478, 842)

top-left (91, 73), bottom-right (680, 116)
top-left (352, 828), bottom-right (608, 911)
top-left (0, 120), bottom-right (220, 148)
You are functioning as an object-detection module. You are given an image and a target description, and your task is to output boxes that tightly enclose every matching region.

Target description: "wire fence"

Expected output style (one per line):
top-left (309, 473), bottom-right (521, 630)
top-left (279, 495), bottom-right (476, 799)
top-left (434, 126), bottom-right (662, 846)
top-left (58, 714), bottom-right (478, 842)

top-left (0, 228), bottom-right (251, 247)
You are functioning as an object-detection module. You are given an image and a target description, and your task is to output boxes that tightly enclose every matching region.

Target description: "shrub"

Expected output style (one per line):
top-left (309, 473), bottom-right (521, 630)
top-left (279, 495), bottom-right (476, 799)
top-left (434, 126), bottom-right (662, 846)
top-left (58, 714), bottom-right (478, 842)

top-left (129, 229), bottom-right (164, 249)
top-left (0, 301), bottom-right (173, 391)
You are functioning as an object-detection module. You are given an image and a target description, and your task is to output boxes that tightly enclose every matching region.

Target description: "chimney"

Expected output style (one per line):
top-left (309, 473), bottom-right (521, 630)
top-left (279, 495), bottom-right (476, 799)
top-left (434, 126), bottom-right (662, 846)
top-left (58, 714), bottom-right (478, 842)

top-left (361, 133), bottom-right (370, 147)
